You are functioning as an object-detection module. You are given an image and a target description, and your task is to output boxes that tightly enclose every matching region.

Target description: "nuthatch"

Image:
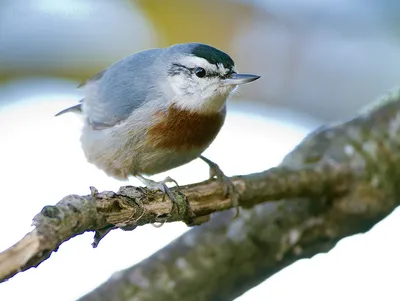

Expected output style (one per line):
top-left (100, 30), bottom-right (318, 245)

top-left (56, 43), bottom-right (260, 210)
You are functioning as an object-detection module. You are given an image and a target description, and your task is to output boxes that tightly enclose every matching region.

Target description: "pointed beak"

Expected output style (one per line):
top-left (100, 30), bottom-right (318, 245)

top-left (221, 73), bottom-right (260, 86)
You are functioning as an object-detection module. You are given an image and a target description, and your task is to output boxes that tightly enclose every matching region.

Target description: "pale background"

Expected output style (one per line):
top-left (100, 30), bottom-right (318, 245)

top-left (1, 0), bottom-right (400, 300)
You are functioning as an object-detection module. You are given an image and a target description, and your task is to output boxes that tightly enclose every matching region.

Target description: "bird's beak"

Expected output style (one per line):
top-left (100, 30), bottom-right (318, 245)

top-left (221, 73), bottom-right (260, 86)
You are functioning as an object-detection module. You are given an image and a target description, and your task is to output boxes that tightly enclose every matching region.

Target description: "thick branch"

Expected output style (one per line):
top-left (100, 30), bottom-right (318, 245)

top-left (0, 164), bottom-right (350, 283)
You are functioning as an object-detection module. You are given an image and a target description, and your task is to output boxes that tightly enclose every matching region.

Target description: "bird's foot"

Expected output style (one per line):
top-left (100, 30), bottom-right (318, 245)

top-left (134, 174), bottom-right (192, 219)
top-left (139, 176), bottom-right (180, 203)
top-left (200, 156), bottom-right (240, 217)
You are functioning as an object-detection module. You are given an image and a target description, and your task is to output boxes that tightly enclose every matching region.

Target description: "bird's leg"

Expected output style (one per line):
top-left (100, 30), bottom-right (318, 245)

top-left (199, 155), bottom-right (240, 216)
top-left (133, 173), bottom-right (180, 211)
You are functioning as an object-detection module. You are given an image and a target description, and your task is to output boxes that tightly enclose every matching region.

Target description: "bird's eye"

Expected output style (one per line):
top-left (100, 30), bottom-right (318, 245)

top-left (194, 67), bottom-right (206, 78)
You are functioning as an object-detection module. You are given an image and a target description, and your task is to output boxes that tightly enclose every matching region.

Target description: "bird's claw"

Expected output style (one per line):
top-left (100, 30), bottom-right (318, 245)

top-left (134, 174), bottom-right (190, 218)
top-left (142, 176), bottom-right (178, 203)
top-left (201, 156), bottom-right (240, 217)
top-left (212, 167), bottom-right (240, 217)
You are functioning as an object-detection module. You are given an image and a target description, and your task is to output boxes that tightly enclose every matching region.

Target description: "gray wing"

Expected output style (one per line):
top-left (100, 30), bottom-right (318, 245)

top-left (83, 48), bottom-right (167, 128)
top-left (56, 48), bottom-right (167, 128)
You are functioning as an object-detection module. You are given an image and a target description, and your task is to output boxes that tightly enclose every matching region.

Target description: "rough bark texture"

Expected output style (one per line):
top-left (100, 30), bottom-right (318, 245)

top-left (78, 89), bottom-right (400, 301)
top-left (1, 88), bottom-right (400, 300)
top-left (0, 165), bottom-right (349, 283)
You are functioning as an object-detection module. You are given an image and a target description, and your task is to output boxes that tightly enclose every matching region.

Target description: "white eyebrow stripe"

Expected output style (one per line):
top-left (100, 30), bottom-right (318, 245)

top-left (180, 56), bottom-right (210, 69)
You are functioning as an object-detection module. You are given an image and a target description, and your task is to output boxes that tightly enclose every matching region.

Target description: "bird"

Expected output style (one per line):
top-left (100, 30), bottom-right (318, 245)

top-left (56, 42), bottom-right (260, 212)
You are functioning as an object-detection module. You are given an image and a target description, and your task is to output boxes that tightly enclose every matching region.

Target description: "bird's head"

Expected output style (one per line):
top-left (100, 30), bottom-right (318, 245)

top-left (164, 43), bottom-right (260, 113)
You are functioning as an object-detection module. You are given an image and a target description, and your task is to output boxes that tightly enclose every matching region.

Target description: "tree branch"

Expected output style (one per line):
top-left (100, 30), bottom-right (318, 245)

top-left (0, 163), bottom-right (350, 283)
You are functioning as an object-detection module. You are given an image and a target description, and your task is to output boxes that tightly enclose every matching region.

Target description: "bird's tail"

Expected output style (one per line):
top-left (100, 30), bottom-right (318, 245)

top-left (55, 104), bottom-right (82, 116)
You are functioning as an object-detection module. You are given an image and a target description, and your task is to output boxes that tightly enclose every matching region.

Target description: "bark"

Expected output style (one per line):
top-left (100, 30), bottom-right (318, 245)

top-left (1, 88), bottom-right (400, 300)
top-left (0, 165), bottom-right (349, 283)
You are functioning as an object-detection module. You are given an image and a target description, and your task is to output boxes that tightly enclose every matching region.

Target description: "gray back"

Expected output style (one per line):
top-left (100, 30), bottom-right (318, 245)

top-left (83, 48), bottom-right (170, 127)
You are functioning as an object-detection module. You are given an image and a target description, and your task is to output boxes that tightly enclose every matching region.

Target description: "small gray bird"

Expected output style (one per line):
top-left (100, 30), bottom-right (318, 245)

top-left (56, 43), bottom-right (260, 208)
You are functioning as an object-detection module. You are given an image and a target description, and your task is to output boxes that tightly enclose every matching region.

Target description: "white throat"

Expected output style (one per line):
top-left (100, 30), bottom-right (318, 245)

top-left (169, 77), bottom-right (235, 113)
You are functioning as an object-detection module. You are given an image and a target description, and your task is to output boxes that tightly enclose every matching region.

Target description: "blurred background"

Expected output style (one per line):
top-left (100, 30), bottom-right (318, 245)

top-left (1, 0), bottom-right (400, 300)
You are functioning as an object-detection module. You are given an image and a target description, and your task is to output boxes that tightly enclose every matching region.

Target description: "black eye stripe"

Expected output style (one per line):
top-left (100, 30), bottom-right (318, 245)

top-left (169, 63), bottom-right (233, 79)
top-left (168, 63), bottom-right (191, 76)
